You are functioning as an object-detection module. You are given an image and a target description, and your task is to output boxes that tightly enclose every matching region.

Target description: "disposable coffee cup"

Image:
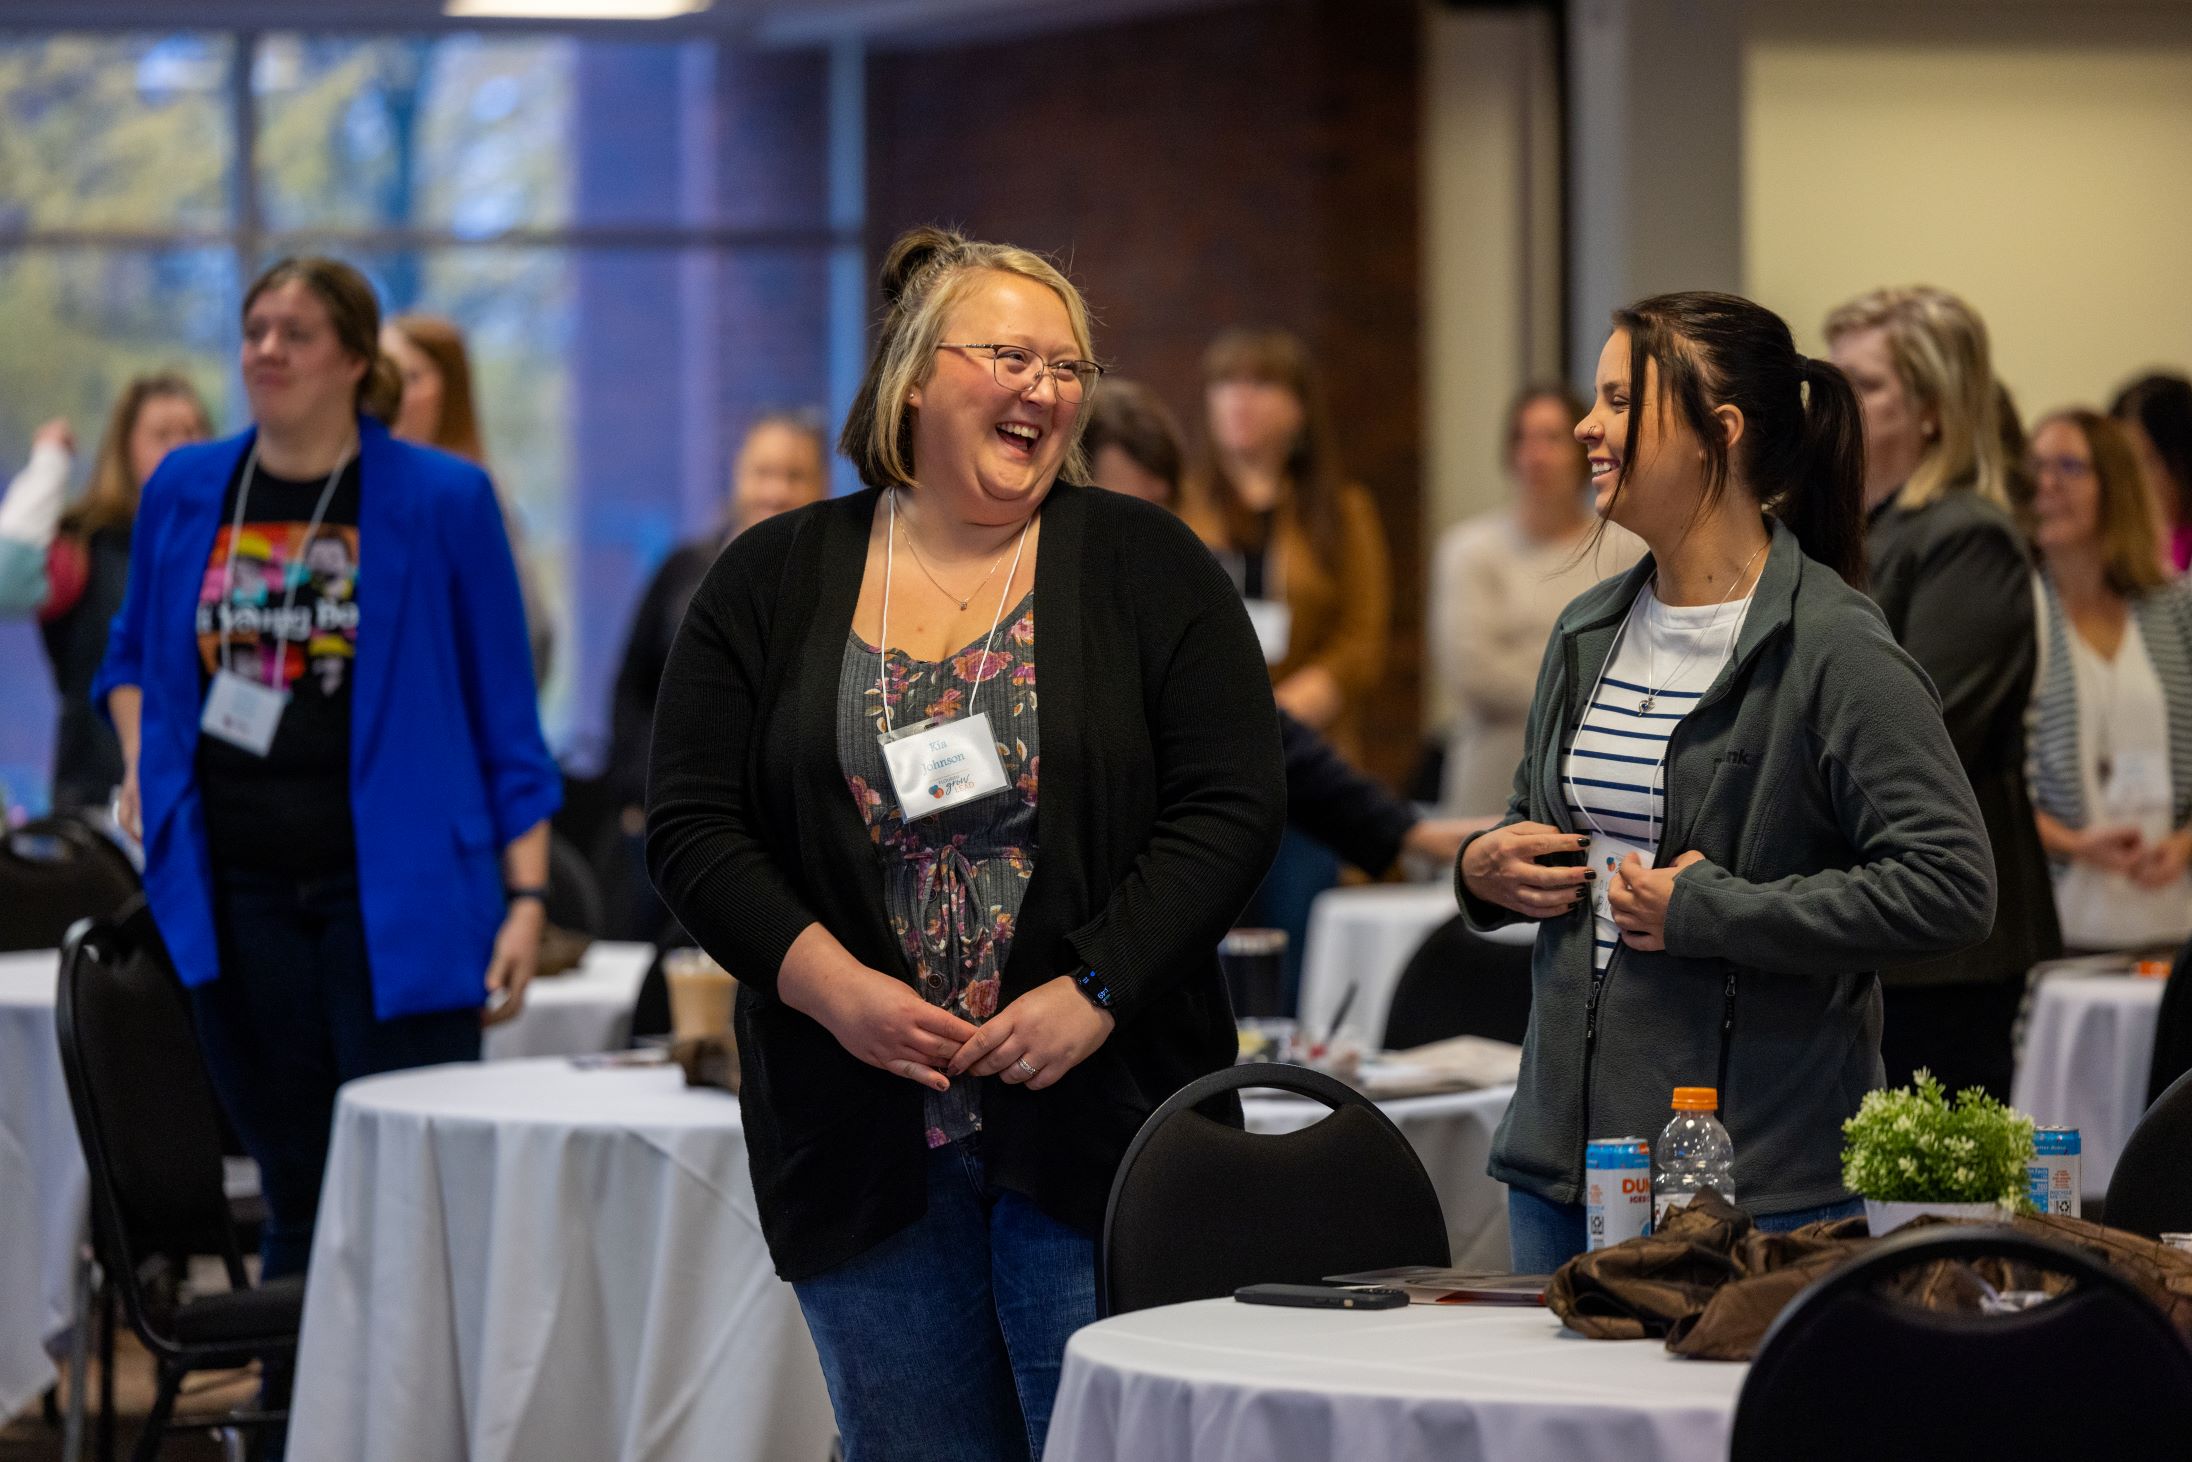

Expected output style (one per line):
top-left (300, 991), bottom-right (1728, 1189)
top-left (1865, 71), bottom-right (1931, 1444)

top-left (663, 948), bottom-right (737, 1043)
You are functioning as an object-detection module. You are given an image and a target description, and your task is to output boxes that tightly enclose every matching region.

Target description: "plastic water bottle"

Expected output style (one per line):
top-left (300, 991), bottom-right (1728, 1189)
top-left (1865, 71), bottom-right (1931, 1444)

top-left (1652, 1086), bottom-right (1735, 1224)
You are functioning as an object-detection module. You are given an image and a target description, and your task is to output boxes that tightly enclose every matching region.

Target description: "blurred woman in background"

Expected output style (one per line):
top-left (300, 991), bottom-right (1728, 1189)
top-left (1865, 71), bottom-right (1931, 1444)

top-left (2025, 409), bottom-right (2192, 951)
top-left (1182, 328), bottom-right (1390, 1001)
top-left (383, 312), bottom-right (557, 687)
top-left (1429, 385), bottom-right (1642, 818)
top-left (100, 258), bottom-right (558, 1287)
top-left (0, 378), bottom-right (212, 812)
top-left (2112, 371), bottom-right (2192, 576)
top-left (1827, 285), bottom-right (2059, 1099)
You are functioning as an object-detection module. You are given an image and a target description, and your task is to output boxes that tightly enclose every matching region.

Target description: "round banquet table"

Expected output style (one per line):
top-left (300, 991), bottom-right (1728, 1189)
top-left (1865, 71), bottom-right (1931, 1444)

top-left (288, 1059), bottom-right (838, 1462)
top-left (1044, 1298), bottom-right (1742, 1462)
top-left (0, 949), bottom-right (81, 1425)
top-left (481, 939), bottom-right (653, 1061)
top-left (288, 1059), bottom-right (1518, 1461)
top-left (1241, 1084), bottom-right (1513, 1273)
top-left (2010, 962), bottom-right (2164, 1199)
top-left (1298, 885), bottom-right (1535, 1050)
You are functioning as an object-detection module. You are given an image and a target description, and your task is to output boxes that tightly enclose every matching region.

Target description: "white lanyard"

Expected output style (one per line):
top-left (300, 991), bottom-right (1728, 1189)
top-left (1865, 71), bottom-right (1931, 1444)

top-left (216, 443), bottom-right (352, 688)
top-left (1563, 579), bottom-right (1751, 844)
top-left (877, 487), bottom-right (1031, 735)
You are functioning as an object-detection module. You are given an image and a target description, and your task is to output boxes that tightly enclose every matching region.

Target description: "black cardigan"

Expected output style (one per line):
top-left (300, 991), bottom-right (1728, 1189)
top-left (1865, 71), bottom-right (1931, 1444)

top-left (646, 483), bottom-right (1287, 1279)
top-left (1866, 488), bottom-right (2063, 988)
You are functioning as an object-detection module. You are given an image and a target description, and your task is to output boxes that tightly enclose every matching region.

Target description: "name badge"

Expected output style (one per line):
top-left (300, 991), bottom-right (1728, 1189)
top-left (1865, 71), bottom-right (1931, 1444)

top-left (200, 668), bottom-right (288, 757)
top-left (880, 713), bottom-right (1011, 821)
top-left (2102, 747), bottom-right (2172, 825)
top-left (1587, 832), bottom-right (1656, 938)
top-left (1245, 598), bottom-right (1292, 665)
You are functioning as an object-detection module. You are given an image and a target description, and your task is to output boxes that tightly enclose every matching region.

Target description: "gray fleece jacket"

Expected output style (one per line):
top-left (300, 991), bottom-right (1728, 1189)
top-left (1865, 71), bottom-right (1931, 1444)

top-left (1459, 519), bottom-right (1996, 1214)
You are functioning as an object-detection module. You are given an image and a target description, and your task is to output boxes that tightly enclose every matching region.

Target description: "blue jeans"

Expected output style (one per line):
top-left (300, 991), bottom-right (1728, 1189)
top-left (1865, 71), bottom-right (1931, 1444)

top-left (195, 864), bottom-right (481, 1277)
top-left (793, 1138), bottom-right (1098, 1462)
top-left (1507, 1186), bottom-right (1866, 1272)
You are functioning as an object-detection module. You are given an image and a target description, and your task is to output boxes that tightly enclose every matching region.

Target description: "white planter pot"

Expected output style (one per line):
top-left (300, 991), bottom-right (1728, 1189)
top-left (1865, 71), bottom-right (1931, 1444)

top-left (1863, 1198), bottom-right (2004, 1235)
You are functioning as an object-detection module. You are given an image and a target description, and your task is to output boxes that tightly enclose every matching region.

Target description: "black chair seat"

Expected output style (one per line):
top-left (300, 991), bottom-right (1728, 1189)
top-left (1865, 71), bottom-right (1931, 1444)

top-left (2106, 1068), bottom-right (2192, 1239)
top-left (1382, 914), bottom-right (1533, 1051)
top-left (1731, 1226), bottom-right (2192, 1460)
top-left (169, 1273), bottom-right (306, 1348)
top-left (1100, 1063), bottom-right (1450, 1316)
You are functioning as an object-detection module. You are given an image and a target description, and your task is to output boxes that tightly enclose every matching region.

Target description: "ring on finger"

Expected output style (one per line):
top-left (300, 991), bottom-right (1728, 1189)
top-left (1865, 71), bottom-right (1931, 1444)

top-left (1015, 1055), bottom-right (1040, 1077)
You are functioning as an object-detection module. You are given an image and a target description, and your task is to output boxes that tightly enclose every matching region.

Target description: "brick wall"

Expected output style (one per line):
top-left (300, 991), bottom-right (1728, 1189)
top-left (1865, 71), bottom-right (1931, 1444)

top-left (866, 0), bottom-right (1426, 788)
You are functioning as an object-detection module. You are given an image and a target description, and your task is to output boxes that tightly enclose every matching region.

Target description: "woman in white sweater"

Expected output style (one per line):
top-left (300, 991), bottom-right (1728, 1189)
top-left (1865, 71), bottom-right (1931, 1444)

top-left (1431, 386), bottom-right (1641, 815)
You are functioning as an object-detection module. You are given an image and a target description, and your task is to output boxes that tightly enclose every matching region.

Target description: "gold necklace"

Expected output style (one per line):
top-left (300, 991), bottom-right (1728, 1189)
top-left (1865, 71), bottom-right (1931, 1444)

top-left (896, 501), bottom-right (1014, 611)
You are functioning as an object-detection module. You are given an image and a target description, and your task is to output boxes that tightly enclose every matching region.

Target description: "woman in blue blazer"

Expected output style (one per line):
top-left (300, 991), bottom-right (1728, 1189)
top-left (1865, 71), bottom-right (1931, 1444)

top-left (96, 257), bottom-right (560, 1279)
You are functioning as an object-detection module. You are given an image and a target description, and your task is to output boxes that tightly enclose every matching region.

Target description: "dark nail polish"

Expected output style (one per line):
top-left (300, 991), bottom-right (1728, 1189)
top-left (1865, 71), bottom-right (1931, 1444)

top-left (1584, 871), bottom-right (1597, 881)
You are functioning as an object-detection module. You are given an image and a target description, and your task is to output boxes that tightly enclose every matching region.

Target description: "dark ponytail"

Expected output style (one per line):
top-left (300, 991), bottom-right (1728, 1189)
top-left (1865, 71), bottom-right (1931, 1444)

top-left (1787, 356), bottom-right (1868, 589)
top-left (1611, 291), bottom-right (1868, 588)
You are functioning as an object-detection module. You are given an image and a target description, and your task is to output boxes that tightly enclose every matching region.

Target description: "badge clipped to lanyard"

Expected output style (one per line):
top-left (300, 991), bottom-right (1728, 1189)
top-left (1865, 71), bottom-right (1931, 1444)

top-left (199, 445), bottom-right (349, 757)
top-left (875, 490), bottom-right (1028, 822)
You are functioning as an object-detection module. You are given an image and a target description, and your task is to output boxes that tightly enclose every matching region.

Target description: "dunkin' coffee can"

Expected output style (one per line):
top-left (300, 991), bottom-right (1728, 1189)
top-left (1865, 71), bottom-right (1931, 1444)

top-left (2026, 1127), bottom-right (2082, 1217)
top-left (1586, 1138), bottom-right (1653, 1250)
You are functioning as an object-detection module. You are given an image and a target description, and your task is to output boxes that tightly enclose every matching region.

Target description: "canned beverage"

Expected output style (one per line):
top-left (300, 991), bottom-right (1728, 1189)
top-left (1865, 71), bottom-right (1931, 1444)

top-left (1586, 1137), bottom-right (1654, 1250)
top-left (2025, 1127), bottom-right (2082, 1218)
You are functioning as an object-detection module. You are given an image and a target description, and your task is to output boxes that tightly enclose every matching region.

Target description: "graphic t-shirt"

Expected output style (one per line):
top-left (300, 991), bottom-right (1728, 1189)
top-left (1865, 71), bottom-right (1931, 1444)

top-left (194, 455), bottom-right (363, 871)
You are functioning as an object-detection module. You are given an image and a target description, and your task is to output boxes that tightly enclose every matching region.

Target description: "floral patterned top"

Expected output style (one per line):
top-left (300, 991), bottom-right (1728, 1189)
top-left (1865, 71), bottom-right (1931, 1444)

top-left (839, 591), bottom-right (1039, 1148)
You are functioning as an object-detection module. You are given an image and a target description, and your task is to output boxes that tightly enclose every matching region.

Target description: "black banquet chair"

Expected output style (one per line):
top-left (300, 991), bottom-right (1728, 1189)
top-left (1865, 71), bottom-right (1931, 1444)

top-left (0, 814), bottom-right (139, 953)
top-left (2105, 1067), bottom-right (2192, 1240)
top-left (1098, 1062), bottom-right (1449, 1317)
top-left (1381, 913), bottom-right (1534, 1050)
top-left (1730, 1225), bottom-right (2192, 1461)
top-left (55, 900), bottom-right (303, 1462)
top-left (2148, 930), bottom-right (2192, 1108)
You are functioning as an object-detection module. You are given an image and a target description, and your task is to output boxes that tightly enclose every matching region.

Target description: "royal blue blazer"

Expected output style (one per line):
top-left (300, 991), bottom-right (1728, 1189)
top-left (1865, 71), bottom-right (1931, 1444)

top-left (94, 418), bottom-right (561, 1020)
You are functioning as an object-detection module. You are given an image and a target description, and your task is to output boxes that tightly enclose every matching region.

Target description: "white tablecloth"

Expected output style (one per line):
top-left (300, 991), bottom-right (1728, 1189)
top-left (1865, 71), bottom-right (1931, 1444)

top-left (1242, 1084), bottom-right (1513, 1272)
top-left (2011, 965), bottom-right (2164, 1197)
top-left (481, 940), bottom-right (652, 1061)
top-left (0, 949), bottom-right (82, 1425)
top-left (1299, 885), bottom-right (1535, 1049)
top-left (0, 939), bottom-right (650, 1426)
top-left (1047, 1298), bottom-right (1740, 1462)
top-left (289, 1060), bottom-right (836, 1462)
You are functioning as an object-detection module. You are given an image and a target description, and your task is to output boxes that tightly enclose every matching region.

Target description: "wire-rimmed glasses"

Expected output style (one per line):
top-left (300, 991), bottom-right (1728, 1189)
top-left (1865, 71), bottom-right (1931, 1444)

top-left (937, 343), bottom-right (1105, 403)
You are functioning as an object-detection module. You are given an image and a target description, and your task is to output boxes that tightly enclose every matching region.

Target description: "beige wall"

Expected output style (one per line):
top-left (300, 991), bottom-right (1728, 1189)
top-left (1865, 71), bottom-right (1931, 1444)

top-left (1745, 7), bottom-right (2192, 416)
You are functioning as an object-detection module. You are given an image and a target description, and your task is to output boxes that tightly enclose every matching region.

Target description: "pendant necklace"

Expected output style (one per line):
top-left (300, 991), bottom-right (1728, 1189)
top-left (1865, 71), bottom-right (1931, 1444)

top-left (1636, 539), bottom-right (1769, 714)
top-left (896, 490), bottom-right (1012, 611)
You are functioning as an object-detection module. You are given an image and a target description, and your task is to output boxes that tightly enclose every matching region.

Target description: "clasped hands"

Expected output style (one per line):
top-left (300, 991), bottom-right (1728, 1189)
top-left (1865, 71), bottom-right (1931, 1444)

top-left (786, 941), bottom-right (1115, 1094)
top-left (1460, 819), bottom-right (1704, 950)
top-left (2070, 824), bottom-right (2192, 889)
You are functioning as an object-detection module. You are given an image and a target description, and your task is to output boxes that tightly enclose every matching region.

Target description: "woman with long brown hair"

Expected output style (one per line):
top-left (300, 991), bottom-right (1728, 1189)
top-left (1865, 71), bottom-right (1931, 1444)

top-left (0, 377), bottom-right (212, 811)
top-left (381, 312), bottom-right (556, 686)
top-left (1182, 328), bottom-right (1390, 1001)
top-left (2026, 409), bottom-right (2192, 950)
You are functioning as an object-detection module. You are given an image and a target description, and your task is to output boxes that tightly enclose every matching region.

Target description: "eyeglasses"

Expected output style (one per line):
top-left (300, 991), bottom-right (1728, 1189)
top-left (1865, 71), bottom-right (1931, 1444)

top-left (2028, 455), bottom-right (2094, 481)
top-left (937, 343), bottom-right (1104, 403)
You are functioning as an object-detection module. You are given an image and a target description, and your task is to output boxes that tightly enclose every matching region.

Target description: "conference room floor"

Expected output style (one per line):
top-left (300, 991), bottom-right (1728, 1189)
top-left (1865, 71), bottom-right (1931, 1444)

top-left (0, 1331), bottom-right (243, 1460)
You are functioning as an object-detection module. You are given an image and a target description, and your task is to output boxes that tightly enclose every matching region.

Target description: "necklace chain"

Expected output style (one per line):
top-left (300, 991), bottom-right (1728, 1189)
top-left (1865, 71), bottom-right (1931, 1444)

top-left (1637, 539), bottom-right (1770, 713)
top-left (896, 498), bottom-right (1013, 610)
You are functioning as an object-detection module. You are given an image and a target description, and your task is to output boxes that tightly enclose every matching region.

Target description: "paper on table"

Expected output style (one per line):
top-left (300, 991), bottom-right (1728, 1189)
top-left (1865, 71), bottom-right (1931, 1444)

top-left (1351, 1035), bottom-right (1523, 1099)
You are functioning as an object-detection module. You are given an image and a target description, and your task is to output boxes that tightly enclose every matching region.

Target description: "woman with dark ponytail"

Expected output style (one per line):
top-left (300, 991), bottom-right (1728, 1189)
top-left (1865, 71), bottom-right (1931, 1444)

top-left (1455, 291), bottom-right (1995, 1272)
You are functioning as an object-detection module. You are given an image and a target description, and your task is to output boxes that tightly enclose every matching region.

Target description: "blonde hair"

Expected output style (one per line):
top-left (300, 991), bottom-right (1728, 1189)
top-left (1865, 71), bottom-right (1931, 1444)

top-left (1823, 285), bottom-right (2006, 512)
top-left (839, 225), bottom-right (1096, 491)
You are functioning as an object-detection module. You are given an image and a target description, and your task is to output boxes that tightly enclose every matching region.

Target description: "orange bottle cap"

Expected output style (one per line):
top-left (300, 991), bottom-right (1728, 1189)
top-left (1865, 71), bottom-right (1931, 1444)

top-left (1672, 1086), bottom-right (1719, 1110)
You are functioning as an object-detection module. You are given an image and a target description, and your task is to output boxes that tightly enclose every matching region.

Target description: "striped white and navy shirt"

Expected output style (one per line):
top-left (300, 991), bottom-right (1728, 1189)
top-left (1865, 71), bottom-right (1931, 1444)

top-left (1564, 584), bottom-right (1754, 970)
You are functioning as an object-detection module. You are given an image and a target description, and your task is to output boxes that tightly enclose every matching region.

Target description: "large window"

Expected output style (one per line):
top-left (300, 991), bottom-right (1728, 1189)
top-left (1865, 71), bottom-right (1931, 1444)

top-left (0, 29), bottom-right (842, 810)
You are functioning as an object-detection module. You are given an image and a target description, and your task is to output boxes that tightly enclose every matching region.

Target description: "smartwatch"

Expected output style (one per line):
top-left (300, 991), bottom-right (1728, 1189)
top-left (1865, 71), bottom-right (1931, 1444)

top-left (505, 884), bottom-right (548, 908)
top-left (1073, 965), bottom-right (1113, 1012)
